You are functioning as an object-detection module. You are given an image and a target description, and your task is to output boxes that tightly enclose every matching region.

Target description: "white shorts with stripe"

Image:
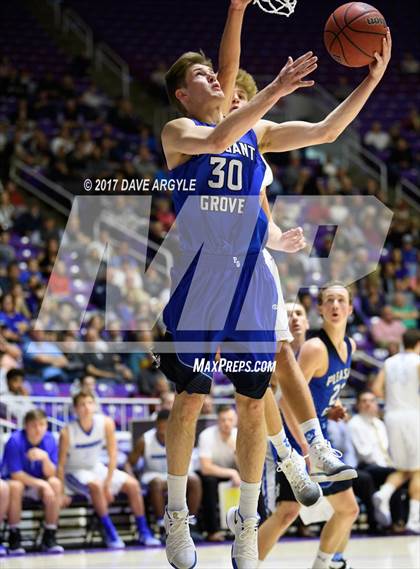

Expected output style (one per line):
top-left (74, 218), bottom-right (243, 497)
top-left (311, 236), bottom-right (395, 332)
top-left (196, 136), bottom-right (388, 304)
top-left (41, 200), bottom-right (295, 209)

top-left (65, 462), bottom-right (128, 497)
top-left (263, 249), bottom-right (293, 343)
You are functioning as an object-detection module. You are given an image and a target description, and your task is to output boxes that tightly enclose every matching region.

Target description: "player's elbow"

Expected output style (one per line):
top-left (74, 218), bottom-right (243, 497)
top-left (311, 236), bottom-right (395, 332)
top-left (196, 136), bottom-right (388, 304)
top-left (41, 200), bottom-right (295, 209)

top-left (318, 122), bottom-right (340, 143)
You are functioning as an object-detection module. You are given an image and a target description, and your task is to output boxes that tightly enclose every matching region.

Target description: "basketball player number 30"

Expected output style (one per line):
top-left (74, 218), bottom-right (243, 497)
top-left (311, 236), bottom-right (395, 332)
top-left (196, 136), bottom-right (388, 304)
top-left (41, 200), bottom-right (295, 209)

top-left (208, 157), bottom-right (243, 191)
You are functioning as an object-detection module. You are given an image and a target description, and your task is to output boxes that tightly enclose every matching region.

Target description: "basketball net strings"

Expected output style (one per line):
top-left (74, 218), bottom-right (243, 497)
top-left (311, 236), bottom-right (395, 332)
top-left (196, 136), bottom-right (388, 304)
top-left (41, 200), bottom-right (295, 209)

top-left (253, 0), bottom-right (297, 17)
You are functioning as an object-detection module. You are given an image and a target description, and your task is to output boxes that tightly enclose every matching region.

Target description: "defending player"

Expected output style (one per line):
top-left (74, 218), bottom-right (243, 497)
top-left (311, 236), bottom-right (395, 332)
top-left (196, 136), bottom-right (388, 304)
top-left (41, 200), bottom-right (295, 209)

top-left (373, 329), bottom-right (420, 534)
top-left (259, 286), bottom-right (359, 569)
top-left (57, 392), bottom-right (160, 549)
top-left (159, 0), bottom-right (391, 566)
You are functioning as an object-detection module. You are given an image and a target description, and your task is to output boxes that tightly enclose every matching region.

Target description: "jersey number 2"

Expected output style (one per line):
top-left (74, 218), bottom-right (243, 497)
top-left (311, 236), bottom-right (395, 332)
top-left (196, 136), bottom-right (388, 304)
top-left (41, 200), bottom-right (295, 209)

top-left (208, 157), bottom-right (243, 191)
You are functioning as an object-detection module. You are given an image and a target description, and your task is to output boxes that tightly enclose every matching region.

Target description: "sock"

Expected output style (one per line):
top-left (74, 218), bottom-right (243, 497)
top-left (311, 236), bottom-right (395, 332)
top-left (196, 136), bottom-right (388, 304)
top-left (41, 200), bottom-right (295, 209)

top-left (332, 552), bottom-right (344, 562)
top-left (157, 516), bottom-right (164, 527)
top-left (408, 499), bottom-right (420, 525)
top-left (301, 418), bottom-right (325, 446)
top-left (239, 481), bottom-right (261, 519)
top-left (269, 428), bottom-right (292, 460)
top-left (377, 482), bottom-right (395, 503)
top-left (312, 549), bottom-right (334, 569)
top-left (100, 514), bottom-right (119, 541)
top-left (135, 515), bottom-right (151, 536)
top-left (44, 524), bottom-right (57, 530)
top-left (167, 473), bottom-right (188, 512)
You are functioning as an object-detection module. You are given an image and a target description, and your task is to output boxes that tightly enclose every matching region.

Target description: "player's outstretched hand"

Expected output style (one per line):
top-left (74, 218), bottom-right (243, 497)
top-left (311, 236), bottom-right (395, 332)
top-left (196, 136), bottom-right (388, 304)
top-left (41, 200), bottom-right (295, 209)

top-left (327, 403), bottom-right (347, 422)
top-left (230, 0), bottom-right (253, 10)
top-left (275, 52), bottom-right (318, 97)
top-left (369, 28), bottom-right (391, 82)
top-left (277, 226), bottom-right (306, 253)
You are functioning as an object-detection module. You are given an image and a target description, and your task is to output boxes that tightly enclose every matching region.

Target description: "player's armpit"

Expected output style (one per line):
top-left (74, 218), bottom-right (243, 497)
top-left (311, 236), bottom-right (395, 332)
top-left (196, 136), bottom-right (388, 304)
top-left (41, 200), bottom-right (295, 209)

top-left (297, 339), bottom-right (328, 383)
top-left (162, 118), bottom-right (225, 165)
top-left (255, 119), bottom-right (334, 154)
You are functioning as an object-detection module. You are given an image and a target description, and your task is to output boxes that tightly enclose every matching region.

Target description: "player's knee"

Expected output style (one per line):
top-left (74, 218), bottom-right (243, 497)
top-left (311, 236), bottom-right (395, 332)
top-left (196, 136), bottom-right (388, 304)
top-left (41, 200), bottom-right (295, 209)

top-left (174, 394), bottom-right (204, 424)
top-left (236, 395), bottom-right (264, 422)
top-left (48, 477), bottom-right (62, 494)
top-left (149, 478), bottom-right (165, 492)
top-left (126, 476), bottom-right (140, 493)
top-left (10, 479), bottom-right (24, 496)
top-left (88, 480), bottom-right (103, 495)
top-left (350, 501), bottom-right (360, 521)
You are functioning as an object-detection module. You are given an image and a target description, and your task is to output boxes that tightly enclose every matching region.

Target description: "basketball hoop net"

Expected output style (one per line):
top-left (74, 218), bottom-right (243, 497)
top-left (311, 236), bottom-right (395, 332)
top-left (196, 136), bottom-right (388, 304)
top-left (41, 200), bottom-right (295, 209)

top-left (253, 0), bottom-right (297, 17)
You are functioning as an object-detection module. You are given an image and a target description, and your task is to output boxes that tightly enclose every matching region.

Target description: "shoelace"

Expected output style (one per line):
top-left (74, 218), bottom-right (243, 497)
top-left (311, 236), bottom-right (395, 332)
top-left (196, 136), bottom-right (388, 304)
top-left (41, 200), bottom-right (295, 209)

top-left (314, 441), bottom-right (343, 468)
top-left (167, 514), bottom-right (195, 555)
top-left (237, 519), bottom-right (258, 560)
top-left (277, 456), bottom-right (311, 492)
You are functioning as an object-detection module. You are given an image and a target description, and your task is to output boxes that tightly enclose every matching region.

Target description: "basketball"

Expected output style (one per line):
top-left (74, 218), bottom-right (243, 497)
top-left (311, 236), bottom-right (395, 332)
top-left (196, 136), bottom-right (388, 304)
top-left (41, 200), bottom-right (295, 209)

top-left (324, 2), bottom-right (388, 67)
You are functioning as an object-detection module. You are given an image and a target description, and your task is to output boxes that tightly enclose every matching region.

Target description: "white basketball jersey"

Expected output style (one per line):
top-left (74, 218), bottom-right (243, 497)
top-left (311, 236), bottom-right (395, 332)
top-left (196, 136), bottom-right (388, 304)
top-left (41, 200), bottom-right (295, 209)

top-left (384, 352), bottom-right (420, 412)
top-left (143, 428), bottom-right (167, 474)
top-left (66, 414), bottom-right (106, 472)
top-left (262, 158), bottom-right (274, 189)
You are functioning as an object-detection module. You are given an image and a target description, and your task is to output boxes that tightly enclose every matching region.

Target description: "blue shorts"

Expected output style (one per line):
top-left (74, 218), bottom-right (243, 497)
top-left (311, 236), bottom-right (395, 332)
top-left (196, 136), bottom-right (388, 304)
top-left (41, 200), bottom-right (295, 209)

top-left (159, 250), bottom-right (277, 399)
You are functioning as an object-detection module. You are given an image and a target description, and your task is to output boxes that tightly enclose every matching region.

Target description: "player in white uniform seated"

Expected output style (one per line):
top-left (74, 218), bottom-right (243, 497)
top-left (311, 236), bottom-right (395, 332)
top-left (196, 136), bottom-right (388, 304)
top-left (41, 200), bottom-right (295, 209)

top-left (373, 329), bottom-right (420, 534)
top-left (127, 410), bottom-right (202, 530)
top-left (58, 392), bottom-right (159, 548)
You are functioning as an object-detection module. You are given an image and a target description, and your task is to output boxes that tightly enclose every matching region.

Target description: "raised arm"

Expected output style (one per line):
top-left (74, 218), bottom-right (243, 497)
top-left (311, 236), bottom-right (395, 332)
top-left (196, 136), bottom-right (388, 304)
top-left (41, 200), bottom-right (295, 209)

top-left (257, 30), bottom-right (391, 154)
top-left (218, 0), bottom-right (252, 115)
top-left (162, 52), bottom-right (317, 168)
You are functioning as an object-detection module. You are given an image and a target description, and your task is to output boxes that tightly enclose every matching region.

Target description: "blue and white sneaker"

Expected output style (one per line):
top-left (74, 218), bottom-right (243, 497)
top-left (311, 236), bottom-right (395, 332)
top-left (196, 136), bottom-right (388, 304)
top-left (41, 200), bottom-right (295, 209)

top-left (278, 449), bottom-right (322, 507)
top-left (226, 507), bottom-right (259, 569)
top-left (139, 530), bottom-right (161, 547)
top-left (105, 535), bottom-right (125, 549)
top-left (0, 544), bottom-right (7, 557)
top-left (164, 508), bottom-right (197, 569)
top-left (309, 441), bottom-right (357, 483)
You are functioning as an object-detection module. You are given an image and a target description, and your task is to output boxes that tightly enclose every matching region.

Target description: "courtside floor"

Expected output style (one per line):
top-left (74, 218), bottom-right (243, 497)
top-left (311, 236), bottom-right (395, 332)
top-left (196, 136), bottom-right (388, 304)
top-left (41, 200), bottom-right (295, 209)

top-left (1, 536), bottom-right (419, 569)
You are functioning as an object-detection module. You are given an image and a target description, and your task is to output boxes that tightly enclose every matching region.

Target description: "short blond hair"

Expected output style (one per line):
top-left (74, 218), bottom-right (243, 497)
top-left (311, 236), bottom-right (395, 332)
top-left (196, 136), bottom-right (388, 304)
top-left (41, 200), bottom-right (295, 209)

top-left (165, 51), bottom-right (213, 114)
top-left (235, 69), bottom-right (258, 101)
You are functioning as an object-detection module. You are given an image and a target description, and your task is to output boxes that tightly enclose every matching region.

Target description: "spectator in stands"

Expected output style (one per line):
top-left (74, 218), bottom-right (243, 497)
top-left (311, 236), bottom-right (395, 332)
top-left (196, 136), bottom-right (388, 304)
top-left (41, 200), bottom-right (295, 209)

top-left (2, 409), bottom-right (64, 553)
top-left (81, 327), bottom-right (133, 383)
top-left (23, 328), bottom-right (69, 382)
top-left (48, 260), bottom-right (71, 298)
top-left (197, 406), bottom-right (239, 541)
top-left (388, 138), bottom-right (413, 183)
top-left (59, 391), bottom-right (159, 547)
top-left (391, 292), bottom-right (418, 329)
top-left (401, 234), bottom-right (418, 279)
top-left (0, 231), bottom-right (14, 265)
top-left (348, 391), bottom-right (408, 529)
top-left (0, 293), bottom-right (29, 339)
top-left (370, 305), bottom-right (406, 349)
top-left (2, 369), bottom-right (34, 422)
top-left (70, 374), bottom-right (102, 412)
top-left (361, 286), bottom-right (385, 318)
top-left (127, 410), bottom-right (202, 532)
top-left (0, 191), bottom-right (14, 231)
top-left (400, 52), bottom-right (420, 75)
top-left (364, 121), bottom-right (391, 152)
top-left (327, 410), bottom-right (395, 534)
top-left (133, 145), bottom-right (158, 179)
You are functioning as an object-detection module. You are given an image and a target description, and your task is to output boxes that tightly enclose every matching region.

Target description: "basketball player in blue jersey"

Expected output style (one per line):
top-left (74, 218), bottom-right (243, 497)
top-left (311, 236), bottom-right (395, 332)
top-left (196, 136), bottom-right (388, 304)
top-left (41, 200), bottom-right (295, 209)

top-left (259, 286), bottom-right (359, 569)
top-left (159, 1), bottom-right (391, 566)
